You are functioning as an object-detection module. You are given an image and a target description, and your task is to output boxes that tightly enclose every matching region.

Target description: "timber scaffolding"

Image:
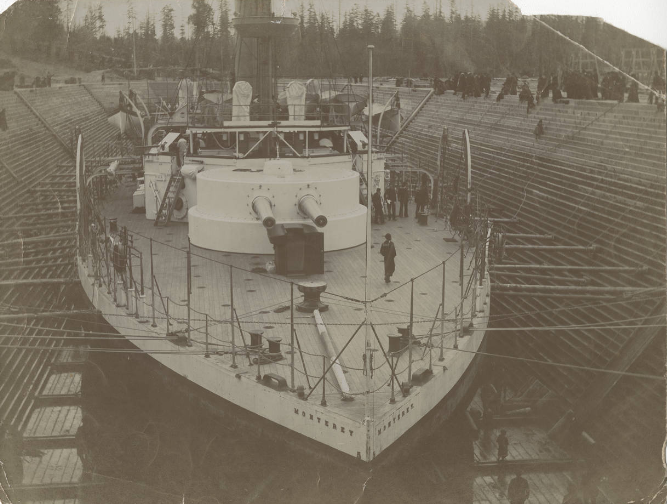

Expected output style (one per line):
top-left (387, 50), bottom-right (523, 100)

top-left (0, 168), bottom-right (95, 502)
top-left (385, 80), bottom-right (666, 500)
top-left (0, 84), bottom-right (141, 502)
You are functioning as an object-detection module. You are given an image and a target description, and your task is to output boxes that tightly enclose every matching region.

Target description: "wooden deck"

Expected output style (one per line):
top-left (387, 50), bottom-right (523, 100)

top-left (98, 182), bottom-right (480, 420)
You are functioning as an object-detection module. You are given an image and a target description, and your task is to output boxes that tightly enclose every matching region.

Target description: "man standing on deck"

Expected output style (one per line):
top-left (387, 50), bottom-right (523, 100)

top-left (176, 136), bottom-right (188, 170)
top-left (398, 183), bottom-right (409, 217)
top-left (508, 471), bottom-right (530, 504)
top-left (385, 184), bottom-right (397, 221)
top-left (372, 188), bottom-right (384, 224)
top-left (380, 233), bottom-right (397, 283)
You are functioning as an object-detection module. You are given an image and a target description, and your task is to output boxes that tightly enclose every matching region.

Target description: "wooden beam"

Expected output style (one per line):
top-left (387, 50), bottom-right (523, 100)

top-left (549, 298), bottom-right (666, 440)
top-left (14, 90), bottom-right (74, 159)
top-left (0, 278), bottom-right (79, 287)
top-left (0, 233), bottom-right (76, 246)
top-left (491, 265), bottom-right (648, 273)
top-left (492, 283), bottom-right (658, 294)
top-left (0, 309), bottom-right (97, 321)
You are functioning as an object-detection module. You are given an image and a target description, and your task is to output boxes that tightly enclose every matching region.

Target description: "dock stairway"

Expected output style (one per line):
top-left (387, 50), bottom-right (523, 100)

top-left (154, 173), bottom-right (184, 227)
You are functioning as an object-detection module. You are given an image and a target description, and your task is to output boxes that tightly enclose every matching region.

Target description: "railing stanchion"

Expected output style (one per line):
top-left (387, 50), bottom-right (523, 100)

top-left (439, 260), bottom-right (445, 361)
top-left (139, 251), bottom-right (144, 296)
top-left (389, 354), bottom-right (396, 404)
top-left (459, 239), bottom-right (464, 347)
top-left (186, 249), bottom-right (191, 346)
top-left (150, 239), bottom-right (156, 327)
top-left (408, 278), bottom-right (414, 385)
top-left (454, 307), bottom-right (459, 349)
top-left (230, 266), bottom-right (237, 369)
top-left (321, 355), bottom-right (327, 407)
top-left (166, 297), bottom-right (170, 336)
top-left (256, 346), bottom-right (262, 381)
top-left (205, 314), bottom-right (210, 357)
top-left (103, 218), bottom-right (110, 294)
top-left (290, 282), bottom-right (295, 390)
top-left (471, 241), bottom-right (477, 321)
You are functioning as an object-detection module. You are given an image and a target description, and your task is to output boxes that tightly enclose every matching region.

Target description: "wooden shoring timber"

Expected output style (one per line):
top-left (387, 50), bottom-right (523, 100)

top-left (9, 245), bottom-right (75, 256)
top-left (0, 309), bottom-right (98, 321)
top-left (0, 209), bottom-right (76, 219)
top-left (503, 245), bottom-right (598, 252)
top-left (31, 188), bottom-right (76, 193)
top-left (13, 89), bottom-right (74, 159)
top-left (0, 222), bottom-right (75, 233)
top-left (503, 233), bottom-right (555, 240)
top-left (0, 252), bottom-right (73, 266)
top-left (490, 264), bottom-right (649, 273)
top-left (490, 271), bottom-right (588, 284)
top-left (0, 233), bottom-right (76, 247)
top-left (496, 292), bottom-right (615, 301)
top-left (0, 260), bottom-right (75, 272)
top-left (0, 278), bottom-right (79, 286)
top-left (492, 283), bottom-right (659, 294)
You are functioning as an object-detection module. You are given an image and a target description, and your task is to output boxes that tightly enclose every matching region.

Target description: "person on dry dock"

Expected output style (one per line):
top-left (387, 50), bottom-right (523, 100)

top-left (415, 185), bottom-right (428, 216)
top-left (176, 136), bottom-right (188, 170)
top-left (497, 429), bottom-right (509, 461)
top-left (508, 471), bottom-right (530, 504)
top-left (385, 184), bottom-right (397, 221)
top-left (398, 183), bottom-right (409, 217)
top-left (380, 233), bottom-right (397, 283)
top-left (372, 188), bottom-right (384, 224)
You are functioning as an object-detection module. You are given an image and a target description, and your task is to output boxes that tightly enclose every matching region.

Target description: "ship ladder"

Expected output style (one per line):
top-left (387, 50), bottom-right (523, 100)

top-left (154, 173), bottom-right (184, 227)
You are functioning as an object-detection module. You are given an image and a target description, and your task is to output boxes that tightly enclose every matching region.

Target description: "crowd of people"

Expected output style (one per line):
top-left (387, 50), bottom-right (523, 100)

top-left (422, 68), bottom-right (666, 110)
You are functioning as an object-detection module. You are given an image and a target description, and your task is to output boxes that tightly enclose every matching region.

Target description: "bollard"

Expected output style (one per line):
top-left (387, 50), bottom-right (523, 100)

top-left (138, 294), bottom-right (148, 323)
top-left (127, 287), bottom-right (135, 314)
top-left (116, 280), bottom-right (126, 307)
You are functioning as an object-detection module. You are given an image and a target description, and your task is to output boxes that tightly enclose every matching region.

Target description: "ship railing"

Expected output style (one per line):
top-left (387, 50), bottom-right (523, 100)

top-left (157, 102), bottom-right (356, 128)
top-left (80, 209), bottom-right (493, 406)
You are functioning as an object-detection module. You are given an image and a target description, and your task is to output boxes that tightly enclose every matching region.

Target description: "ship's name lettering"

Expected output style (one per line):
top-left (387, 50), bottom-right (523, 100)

top-left (377, 404), bottom-right (414, 436)
top-left (293, 408), bottom-right (353, 437)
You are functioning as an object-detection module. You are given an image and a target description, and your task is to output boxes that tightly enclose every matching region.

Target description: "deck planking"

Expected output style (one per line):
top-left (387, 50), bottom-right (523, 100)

top-left (100, 183), bottom-right (480, 420)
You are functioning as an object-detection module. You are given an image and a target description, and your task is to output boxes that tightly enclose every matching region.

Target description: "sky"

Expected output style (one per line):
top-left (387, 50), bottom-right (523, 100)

top-left (0, 0), bottom-right (665, 48)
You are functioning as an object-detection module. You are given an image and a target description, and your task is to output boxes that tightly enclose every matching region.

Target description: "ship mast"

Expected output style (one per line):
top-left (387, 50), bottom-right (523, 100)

top-left (364, 44), bottom-right (374, 462)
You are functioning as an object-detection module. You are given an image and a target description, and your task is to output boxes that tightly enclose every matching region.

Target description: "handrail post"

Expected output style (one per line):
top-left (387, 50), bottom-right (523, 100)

top-left (408, 278), bottom-right (414, 385)
top-left (439, 260), bottom-right (445, 361)
top-left (150, 239), bottom-right (156, 327)
top-left (321, 355), bottom-right (327, 407)
top-left (103, 219), bottom-right (111, 294)
top-left (459, 240), bottom-right (464, 344)
top-left (290, 282), bottom-right (295, 390)
top-left (205, 314), bottom-right (210, 357)
top-left (186, 249), bottom-right (191, 346)
top-left (389, 354), bottom-right (396, 404)
top-left (139, 251), bottom-right (144, 296)
top-left (230, 265), bottom-right (237, 369)
top-left (454, 307), bottom-right (459, 349)
top-left (471, 241), bottom-right (478, 321)
top-left (256, 346), bottom-right (262, 381)
top-left (166, 298), bottom-right (170, 336)
top-left (123, 229), bottom-right (130, 306)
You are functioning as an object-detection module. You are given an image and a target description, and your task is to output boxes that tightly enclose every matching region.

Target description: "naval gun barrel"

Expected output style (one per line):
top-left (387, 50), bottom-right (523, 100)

top-left (299, 195), bottom-right (328, 228)
top-left (252, 196), bottom-right (276, 228)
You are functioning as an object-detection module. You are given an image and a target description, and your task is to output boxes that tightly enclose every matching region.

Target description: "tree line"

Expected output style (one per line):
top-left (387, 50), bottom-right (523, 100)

top-left (0, 0), bottom-right (660, 80)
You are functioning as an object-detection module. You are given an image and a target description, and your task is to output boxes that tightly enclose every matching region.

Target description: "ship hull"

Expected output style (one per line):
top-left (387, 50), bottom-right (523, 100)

top-left (77, 254), bottom-right (489, 464)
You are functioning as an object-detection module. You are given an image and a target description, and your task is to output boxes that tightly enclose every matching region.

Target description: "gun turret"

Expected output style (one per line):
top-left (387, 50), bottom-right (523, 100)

top-left (252, 196), bottom-right (276, 228)
top-left (299, 195), bottom-right (327, 228)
